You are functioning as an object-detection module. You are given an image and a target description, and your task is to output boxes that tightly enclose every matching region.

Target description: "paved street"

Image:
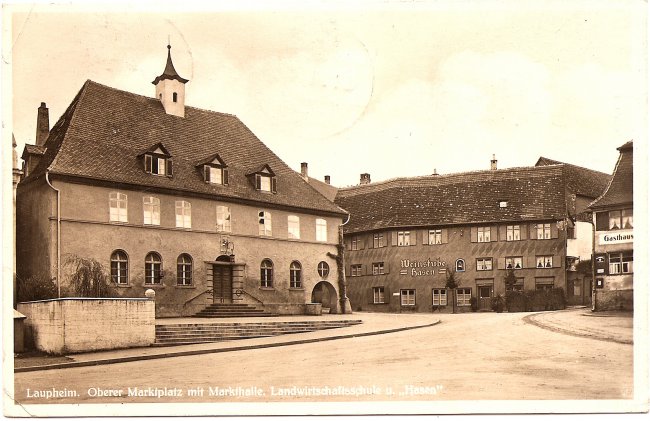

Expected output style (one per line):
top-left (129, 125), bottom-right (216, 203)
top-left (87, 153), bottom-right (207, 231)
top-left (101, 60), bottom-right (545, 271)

top-left (12, 309), bottom-right (634, 409)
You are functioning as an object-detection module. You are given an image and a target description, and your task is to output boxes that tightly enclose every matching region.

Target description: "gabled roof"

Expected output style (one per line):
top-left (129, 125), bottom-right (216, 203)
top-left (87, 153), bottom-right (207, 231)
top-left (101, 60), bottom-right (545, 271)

top-left (21, 144), bottom-right (45, 160)
top-left (21, 80), bottom-right (346, 217)
top-left (334, 166), bottom-right (567, 234)
top-left (196, 152), bottom-right (227, 167)
top-left (589, 141), bottom-right (634, 209)
top-left (307, 176), bottom-right (338, 202)
top-left (535, 156), bottom-right (611, 199)
top-left (138, 142), bottom-right (172, 157)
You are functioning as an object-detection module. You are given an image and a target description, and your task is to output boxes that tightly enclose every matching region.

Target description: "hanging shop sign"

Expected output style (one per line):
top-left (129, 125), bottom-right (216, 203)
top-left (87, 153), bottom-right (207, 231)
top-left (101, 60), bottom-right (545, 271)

top-left (399, 258), bottom-right (447, 277)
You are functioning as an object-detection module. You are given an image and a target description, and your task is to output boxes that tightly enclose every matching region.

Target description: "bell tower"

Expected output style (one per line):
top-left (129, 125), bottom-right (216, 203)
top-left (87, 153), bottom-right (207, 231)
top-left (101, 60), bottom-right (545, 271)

top-left (152, 44), bottom-right (189, 118)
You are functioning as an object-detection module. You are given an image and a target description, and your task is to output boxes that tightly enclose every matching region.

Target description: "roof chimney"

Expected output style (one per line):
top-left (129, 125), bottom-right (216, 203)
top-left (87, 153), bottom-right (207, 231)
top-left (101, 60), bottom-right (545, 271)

top-left (490, 154), bottom-right (497, 171)
top-left (324, 175), bottom-right (330, 185)
top-left (360, 173), bottom-right (371, 185)
top-left (432, 168), bottom-right (439, 176)
top-left (36, 102), bottom-right (49, 146)
top-left (300, 162), bottom-right (309, 181)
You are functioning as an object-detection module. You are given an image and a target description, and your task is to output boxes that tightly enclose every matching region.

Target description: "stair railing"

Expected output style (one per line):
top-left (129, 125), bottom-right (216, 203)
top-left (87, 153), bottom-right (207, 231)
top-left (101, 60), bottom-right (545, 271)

top-left (182, 289), bottom-right (213, 309)
top-left (237, 289), bottom-right (265, 306)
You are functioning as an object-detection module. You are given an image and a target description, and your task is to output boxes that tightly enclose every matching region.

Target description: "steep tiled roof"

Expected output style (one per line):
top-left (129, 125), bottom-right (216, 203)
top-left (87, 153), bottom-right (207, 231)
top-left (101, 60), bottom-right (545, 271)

top-left (589, 141), bottom-right (633, 209)
top-left (307, 176), bottom-right (339, 202)
top-left (21, 144), bottom-right (45, 159)
top-left (335, 166), bottom-right (567, 234)
top-left (23, 80), bottom-right (346, 217)
top-left (535, 156), bottom-right (611, 198)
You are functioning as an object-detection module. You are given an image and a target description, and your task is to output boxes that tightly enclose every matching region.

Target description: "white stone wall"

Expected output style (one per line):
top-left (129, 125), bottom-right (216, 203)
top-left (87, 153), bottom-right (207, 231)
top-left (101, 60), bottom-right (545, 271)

top-left (18, 298), bottom-right (155, 354)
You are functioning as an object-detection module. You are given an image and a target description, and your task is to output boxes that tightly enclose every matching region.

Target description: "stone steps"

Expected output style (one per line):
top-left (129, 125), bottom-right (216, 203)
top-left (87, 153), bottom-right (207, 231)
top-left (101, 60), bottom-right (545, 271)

top-left (154, 320), bottom-right (363, 346)
top-left (194, 303), bottom-right (277, 318)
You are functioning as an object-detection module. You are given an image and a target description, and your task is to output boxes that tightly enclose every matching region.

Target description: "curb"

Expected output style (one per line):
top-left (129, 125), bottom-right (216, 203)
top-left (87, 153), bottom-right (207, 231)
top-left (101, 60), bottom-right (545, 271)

top-left (15, 320), bottom-right (441, 373)
top-left (522, 312), bottom-right (633, 345)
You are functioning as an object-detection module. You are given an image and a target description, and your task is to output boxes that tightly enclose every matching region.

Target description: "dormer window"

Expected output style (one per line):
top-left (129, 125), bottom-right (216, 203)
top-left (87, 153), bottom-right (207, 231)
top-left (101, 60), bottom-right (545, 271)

top-left (248, 164), bottom-right (277, 193)
top-left (197, 153), bottom-right (229, 186)
top-left (141, 143), bottom-right (173, 177)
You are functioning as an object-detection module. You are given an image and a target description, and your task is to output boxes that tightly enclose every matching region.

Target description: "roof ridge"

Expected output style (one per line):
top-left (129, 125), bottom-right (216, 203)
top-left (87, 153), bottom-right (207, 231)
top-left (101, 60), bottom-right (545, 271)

top-left (337, 165), bottom-right (563, 194)
top-left (85, 79), bottom-right (237, 118)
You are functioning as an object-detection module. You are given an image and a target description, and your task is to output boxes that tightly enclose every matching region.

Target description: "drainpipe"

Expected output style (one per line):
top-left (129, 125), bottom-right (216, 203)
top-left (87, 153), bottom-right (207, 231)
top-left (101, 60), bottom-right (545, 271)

top-left (590, 217), bottom-right (596, 311)
top-left (45, 171), bottom-right (61, 298)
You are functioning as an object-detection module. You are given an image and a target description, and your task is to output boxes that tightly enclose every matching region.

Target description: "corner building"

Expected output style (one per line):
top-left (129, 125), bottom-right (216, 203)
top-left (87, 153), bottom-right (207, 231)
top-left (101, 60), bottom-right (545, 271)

top-left (16, 46), bottom-right (348, 317)
top-left (589, 141), bottom-right (634, 311)
top-left (335, 164), bottom-right (609, 313)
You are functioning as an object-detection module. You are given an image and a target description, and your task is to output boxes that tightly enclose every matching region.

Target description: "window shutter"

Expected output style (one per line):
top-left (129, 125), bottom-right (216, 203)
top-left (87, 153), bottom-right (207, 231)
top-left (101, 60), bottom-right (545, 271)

top-left (368, 288), bottom-right (374, 304)
top-left (384, 262), bottom-right (390, 274)
top-left (271, 177), bottom-right (277, 193)
top-left (144, 155), bottom-right (152, 173)
top-left (497, 258), bottom-right (506, 270)
top-left (520, 224), bottom-right (528, 240)
top-left (553, 256), bottom-right (562, 268)
top-left (498, 225), bottom-right (507, 241)
top-left (442, 229), bottom-right (448, 244)
top-left (359, 237), bottom-right (365, 250)
top-left (255, 174), bottom-right (261, 190)
top-left (223, 168), bottom-right (229, 185)
top-left (551, 223), bottom-right (559, 239)
top-left (523, 256), bottom-right (530, 269)
top-left (530, 224), bottom-right (537, 240)
top-left (384, 286), bottom-right (390, 304)
top-left (411, 232), bottom-right (417, 246)
top-left (368, 235), bottom-right (374, 249)
top-left (204, 166), bottom-right (210, 183)
top-left (422, 230), bottom-right (429, 245)
top-left (391, 232), bottom-right (398, 246)
top-left (470, 227), bottom-right (478, 243)
top-left (595, 212), bottom-right (608, 231)
top-left (166, 159), bottom-right (173, 177)
top-left (491, 226), bottom-right (498, 242)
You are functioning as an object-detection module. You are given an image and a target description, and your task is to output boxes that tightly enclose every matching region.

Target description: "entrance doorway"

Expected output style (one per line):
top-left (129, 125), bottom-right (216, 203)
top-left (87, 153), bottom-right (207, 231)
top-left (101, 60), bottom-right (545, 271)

top-left (311, 281), bottom-right (338, 313)
top-left (478, 285), bottom-right (493, 311)
top-left (213, 256), bottom-right (233, 303)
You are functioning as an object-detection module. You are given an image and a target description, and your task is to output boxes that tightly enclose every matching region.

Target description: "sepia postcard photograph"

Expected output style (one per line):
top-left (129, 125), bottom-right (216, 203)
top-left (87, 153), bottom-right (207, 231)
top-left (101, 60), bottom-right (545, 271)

top-left (2, 0), bottom-right (648, 417)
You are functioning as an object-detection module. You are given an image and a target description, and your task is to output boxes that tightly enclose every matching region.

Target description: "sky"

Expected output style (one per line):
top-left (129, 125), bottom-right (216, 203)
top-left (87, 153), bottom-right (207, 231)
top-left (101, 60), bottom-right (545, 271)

top-left (4, 0), bottom-right (648, 187)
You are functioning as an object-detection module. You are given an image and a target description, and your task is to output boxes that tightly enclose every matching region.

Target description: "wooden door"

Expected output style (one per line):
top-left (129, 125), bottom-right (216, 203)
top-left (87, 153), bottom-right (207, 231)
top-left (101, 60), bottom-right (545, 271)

top-left (213, 264), bottom-right (233, 303)
top-left (478, 285), bottom-right (492, 311)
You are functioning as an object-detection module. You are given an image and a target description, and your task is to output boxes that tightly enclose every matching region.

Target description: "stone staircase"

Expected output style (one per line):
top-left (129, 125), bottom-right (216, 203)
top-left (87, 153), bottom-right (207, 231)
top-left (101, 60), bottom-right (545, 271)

top-left (154, 320), bottom-right (363, 346)
top-left (194, 303), bottom-right (276, 318)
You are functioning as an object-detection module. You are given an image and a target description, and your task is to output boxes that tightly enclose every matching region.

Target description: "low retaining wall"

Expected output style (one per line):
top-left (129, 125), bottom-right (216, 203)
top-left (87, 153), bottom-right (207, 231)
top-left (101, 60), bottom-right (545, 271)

top-left (594, 289), bottom-right (633, 311)
top-left (17, 298), bottom-right (155, 355)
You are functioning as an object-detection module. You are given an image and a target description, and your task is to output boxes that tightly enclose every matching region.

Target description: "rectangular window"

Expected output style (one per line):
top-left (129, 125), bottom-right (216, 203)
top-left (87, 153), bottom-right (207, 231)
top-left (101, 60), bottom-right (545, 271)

top-left (428, 229), bottom-right (442, 245)
top-left (506, 278), bottom-right (525, 292)
top-left (175, 201), bottom-right (191, 228)
top-left (288, 215), bottom-right (300, 239)
top-left (109, 192), bottom-right (128, 223)
top-left (477, 227), bottom-right (491, 243)
top-left (476, 258), bottom-right (493, 271)
top-left (537, 223), bottom-right (551, 239)
top-left (506, 256), bottom-right (523, 270)
top-left (351, 264), bottom-right (362, 277)
top-left (535, 278), bottom-right (554, 291)
top-left (609, 251), bottom-right (633, 274)
top-left (373, 287), bottom-right (385, 304)
top-left (258, 211), bottom-right (272, 236)
top-left (260, 175), bottom-right (271, 192)
top-left (209, 166), bottom-right (222, 185)
top-left (432, 289), bottom-right (447, 306)
top-left (316, 219), bottom-right (327, 242)
top-left (351, 236), bottom-right (360, 250)
top-left (506, 225), bottom-right (520, 241)
top-left (536, 256), bottom-right (553, 269)
top-left (373, 233), bottom-right (385, 248)
top-left (216, 205), bottom-right (231, 232)
top-left (397, 231), bottom-right (410, 246)
top-left (400, 289), bottom-right (416, 306)
top-left (143, 196), bottom-right (160, 226)
top-left (457, 288), bottom-right (471, 306)
top-left (372, 262), bottom-right (385, 275)
top-left (157, 157), bottom-right (166, 175)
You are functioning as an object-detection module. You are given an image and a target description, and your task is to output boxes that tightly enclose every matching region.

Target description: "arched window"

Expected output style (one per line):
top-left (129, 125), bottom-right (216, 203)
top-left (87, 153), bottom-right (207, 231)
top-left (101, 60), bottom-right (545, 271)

top-left (110, 250), bottom-right (129, 285)
top-left (145, 252), bottom-right (162, 285)
top-left (177, 254), bottom-right (192, 286)
top-left (290, 261), bottom-right (302, 289)
top-left (261, 259), bottom-right (273, 288)
top-left (456, 258), bottom-right (465, 272)
top-left (317, 261), bottom-right (330, 278)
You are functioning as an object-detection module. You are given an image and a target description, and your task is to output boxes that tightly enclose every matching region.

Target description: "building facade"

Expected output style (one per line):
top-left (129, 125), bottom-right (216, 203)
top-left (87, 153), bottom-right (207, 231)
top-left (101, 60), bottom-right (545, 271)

top-left (334, 162), bottom-right (610, 313)
top-left (589, 141), bottom-right (634, 311)
top-left (16, 46), bottom-right (349, 317)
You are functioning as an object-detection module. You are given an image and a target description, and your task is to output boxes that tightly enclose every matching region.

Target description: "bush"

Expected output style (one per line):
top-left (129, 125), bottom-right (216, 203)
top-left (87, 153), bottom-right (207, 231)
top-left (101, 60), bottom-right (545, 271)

top-left (505, 288), bottom-right (567, 312)
top-left (16, 274), bottom-right (58, 302)
top-left (490, 294), bottom-right (505, 313)
top-left (64, 255), bottom-right (113, 298)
